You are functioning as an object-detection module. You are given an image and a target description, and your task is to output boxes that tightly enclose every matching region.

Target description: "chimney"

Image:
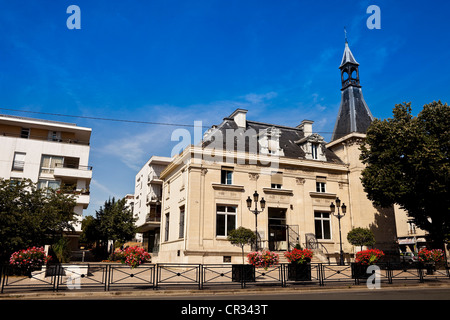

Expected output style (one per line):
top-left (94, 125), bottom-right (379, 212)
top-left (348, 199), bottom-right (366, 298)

top-left (229, 108), bottom-right (248, 128)
top-left (297, 120), bottom-right (314, 136)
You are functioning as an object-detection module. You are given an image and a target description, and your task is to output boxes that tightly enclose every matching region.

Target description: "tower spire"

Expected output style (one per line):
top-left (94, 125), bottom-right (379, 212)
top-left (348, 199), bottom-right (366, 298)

top-left (331, 41), bottom-right (374, 141)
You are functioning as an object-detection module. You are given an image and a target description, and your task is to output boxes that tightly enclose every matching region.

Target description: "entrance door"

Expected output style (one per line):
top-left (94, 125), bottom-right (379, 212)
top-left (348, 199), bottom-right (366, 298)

top-left (268, 208), bottom-right (287, 251)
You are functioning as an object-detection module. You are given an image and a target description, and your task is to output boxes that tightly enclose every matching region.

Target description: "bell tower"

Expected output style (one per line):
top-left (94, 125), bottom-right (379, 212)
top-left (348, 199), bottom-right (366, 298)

top-left (331, 37), bottom-right (374, 141)
top-left (327, 35), bottom-right (398, 256)
top-left (340, 40), bottom-right (360, 89)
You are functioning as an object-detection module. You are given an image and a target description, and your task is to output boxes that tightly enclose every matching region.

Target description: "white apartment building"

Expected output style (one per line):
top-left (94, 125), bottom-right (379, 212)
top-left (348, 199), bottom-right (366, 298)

top-left (0, 114), bottom-right (92, 249)
top-left (134, 156), bottom-right (172, 255)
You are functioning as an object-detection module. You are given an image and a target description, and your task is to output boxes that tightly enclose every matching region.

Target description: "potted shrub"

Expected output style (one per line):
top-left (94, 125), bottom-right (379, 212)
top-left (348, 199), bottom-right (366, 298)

top-left (9, 246), bottom-right (52, 276)
top-left (351, 248), bottom-right (384, 279)
top-left (284, 248), bottom-right (313, 281)
top-left (418, 248), bottom-right (445, 275)
top-left (347, 227), bottom-right (375, 251)
top-left (227, 227), bottom-right (257, 282)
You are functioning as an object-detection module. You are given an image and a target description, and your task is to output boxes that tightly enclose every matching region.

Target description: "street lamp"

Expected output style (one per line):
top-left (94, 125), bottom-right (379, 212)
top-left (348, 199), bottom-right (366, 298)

top-left (330, 197), bottom-right (347, 265)
top-left (246, 191), bottom-right (266, 252)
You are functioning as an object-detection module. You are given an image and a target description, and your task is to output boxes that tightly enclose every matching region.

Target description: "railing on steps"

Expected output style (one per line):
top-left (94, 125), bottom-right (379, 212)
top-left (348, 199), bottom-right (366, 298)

top-left (305, 233), bottom-right (330, 264)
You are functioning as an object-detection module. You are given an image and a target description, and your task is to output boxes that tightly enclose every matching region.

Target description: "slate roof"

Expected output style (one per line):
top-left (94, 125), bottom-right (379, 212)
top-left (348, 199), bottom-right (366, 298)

top-left (202, 117), bottom-right (344, 164)
top-left (332, 42), bottom-right (374, 141)
top-left (340, 41), bottom-right (359, 68)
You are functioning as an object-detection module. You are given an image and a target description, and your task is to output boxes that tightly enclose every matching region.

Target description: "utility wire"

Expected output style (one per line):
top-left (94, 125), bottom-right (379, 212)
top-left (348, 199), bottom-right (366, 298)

top-left (0, 107), bottom-right (211, 128)
top-left (0, 107), bottom-right (338, 134)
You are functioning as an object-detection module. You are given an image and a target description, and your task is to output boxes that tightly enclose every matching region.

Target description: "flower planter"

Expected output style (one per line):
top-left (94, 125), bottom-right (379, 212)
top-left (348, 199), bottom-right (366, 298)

top-left (418, 249), bottom-right (444, 275)
top-left (351, 263), bottom-right (371, 279)
top-left (232, 264), bottom-right (255, 282)
top-left (287, 263), bottom-right (311, 281)
top-left (424, 262), bottom-right (436, 275)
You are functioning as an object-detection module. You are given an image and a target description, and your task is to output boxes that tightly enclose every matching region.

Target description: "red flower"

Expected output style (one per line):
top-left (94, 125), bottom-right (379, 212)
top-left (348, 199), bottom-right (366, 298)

top-left (418, 248), bottom-right (444, 263)
top-left (284, 248), bottom-right (313, 264)
top-left (355, 249), bottom-right (384, 265)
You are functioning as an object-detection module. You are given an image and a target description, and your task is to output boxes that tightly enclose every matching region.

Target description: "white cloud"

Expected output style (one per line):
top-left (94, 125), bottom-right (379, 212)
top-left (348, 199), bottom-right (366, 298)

top-left (96, 92), bottom-right (281, 171)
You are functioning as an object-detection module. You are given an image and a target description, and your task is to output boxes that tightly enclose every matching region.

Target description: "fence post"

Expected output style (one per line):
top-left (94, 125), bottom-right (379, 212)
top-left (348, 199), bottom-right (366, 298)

top-left (199, 264), bottom-right (203, 290)
top-left (0, 265), bottom-right (5, 294)
top-left (106, 264), bottom-right (112, 291)
top-left (318, 264), bottom-right (324, 286)
top-left (54, 264), bottom-right (61, 292)
top-left (418, 263), bottom-right (424, 283)
top-left (154, 263), bottom-right (159, 290)
top-left (387, 263), bottom-right (393, 284)
top-left (152, 264), bottom-right (157, 290)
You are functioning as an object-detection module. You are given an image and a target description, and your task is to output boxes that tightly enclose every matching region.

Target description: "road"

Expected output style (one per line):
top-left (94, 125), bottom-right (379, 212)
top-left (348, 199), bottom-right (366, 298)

top-left (125, 286), bottom-right (450, 300)
top-left (3, 286), bottom-right (448, 318)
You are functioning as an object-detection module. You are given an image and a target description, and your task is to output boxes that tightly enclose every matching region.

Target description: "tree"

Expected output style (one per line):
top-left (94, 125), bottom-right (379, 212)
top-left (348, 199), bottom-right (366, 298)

top-left (227, 227), bottom-right (256, 264)
top-left (83, 197), bottom-right (137, 257)
top-left (360, 101), bottom-right (450, 250)
top-left (347, 227), bottom-right (376, 251)
top-left (79, 215), bottom-right (97, 248)
top-left (0, 179), bottom-right (77, 262)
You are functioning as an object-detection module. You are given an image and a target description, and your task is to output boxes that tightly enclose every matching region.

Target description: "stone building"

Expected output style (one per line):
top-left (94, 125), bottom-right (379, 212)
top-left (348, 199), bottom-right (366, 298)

top-left (0, 114), bottom-right (92, 250)
top-left (134, 156), bottom-right (172, 254)
top-left (152, 41), bottom-right (402, 264)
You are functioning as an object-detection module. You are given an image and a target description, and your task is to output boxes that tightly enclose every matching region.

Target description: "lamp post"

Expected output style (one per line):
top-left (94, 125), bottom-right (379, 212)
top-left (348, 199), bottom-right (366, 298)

top-left (330, 197), bottom-right (347, 265)
top-left (246, 191), bottom-right (266, 252)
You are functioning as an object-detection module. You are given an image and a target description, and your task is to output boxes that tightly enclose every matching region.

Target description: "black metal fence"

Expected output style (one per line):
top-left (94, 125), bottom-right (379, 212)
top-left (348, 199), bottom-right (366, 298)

top-left (1, 262), bottom-right (449, 294)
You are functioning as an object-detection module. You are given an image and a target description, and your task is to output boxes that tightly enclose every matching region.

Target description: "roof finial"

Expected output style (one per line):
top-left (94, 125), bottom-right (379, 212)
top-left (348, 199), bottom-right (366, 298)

top-left (344, 26), bottom-right (348, 44)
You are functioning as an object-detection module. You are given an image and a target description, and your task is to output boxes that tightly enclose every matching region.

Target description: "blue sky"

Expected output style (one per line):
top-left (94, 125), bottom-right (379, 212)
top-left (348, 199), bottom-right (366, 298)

top-left (0, 1), bottom-right (449, 216)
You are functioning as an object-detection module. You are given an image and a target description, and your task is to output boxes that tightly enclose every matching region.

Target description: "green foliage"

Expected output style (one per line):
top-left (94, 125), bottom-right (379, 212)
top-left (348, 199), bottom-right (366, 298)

top-left (51, 237), bottom-right (72, 263)
top-left (79, 215), bottom-right (96, 247)
top-left (0, 179), bottom-right (77, 262)
top-left (227, 227), bottom-right (256, 263)
top-left (347, 227), bottom-right (376, 250)
top-left (81, 197), bottom-right (137, 256)
top-left (360, 101), bottom-right (450, 248)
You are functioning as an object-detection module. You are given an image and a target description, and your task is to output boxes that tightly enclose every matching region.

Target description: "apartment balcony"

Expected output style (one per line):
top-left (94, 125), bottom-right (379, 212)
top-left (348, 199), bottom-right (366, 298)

top-left (53, 163), bottom-right (93, 180)
top-left (137, 210), bottom-right (161, 233)
top-left (59, 189), bottom-right (90, 209)
top-left (0, 131), bottom-right (90, 146)
top-left (146, 211), bottom-right (161, 223)
top-left (146, 193), bottom-right (161, 204)
top-left (75, 193), bottom-right (90, 209)
top-left (147, 173), bottom-right (162, 184)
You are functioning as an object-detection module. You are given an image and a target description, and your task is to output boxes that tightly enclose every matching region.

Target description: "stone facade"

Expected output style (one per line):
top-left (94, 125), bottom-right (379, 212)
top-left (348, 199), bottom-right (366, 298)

top-left (139, 41), bottom-right (413, 264)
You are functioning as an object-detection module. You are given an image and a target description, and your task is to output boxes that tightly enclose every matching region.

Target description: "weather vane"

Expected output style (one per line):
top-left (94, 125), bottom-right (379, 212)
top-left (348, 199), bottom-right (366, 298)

top-left (344, 26), bottom-right (348, 43)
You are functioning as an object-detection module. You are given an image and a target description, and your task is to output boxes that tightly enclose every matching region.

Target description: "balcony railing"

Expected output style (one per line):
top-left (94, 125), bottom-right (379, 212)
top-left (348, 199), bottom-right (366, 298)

top-left (55, 163), bottom-right (93, 171)
top-left (146, 194), bottom-right (161, 204)
top-left (1, 132), bottom-right (90, 145)
top-left (148, 173), bottom-right (162, 184)
top-left (145, 211), bottom-right (161, 223)
top-left (52, 163), bottom-right (93, 180)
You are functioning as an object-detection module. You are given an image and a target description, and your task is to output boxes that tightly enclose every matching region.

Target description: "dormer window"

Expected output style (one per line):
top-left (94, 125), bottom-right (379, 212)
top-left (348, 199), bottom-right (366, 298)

top-left (311, 144), bottom-right (319, 160)
top-left (258, 127), bottom-right (284, 156)
top-left (295, 133), bottom-right (326, 161)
